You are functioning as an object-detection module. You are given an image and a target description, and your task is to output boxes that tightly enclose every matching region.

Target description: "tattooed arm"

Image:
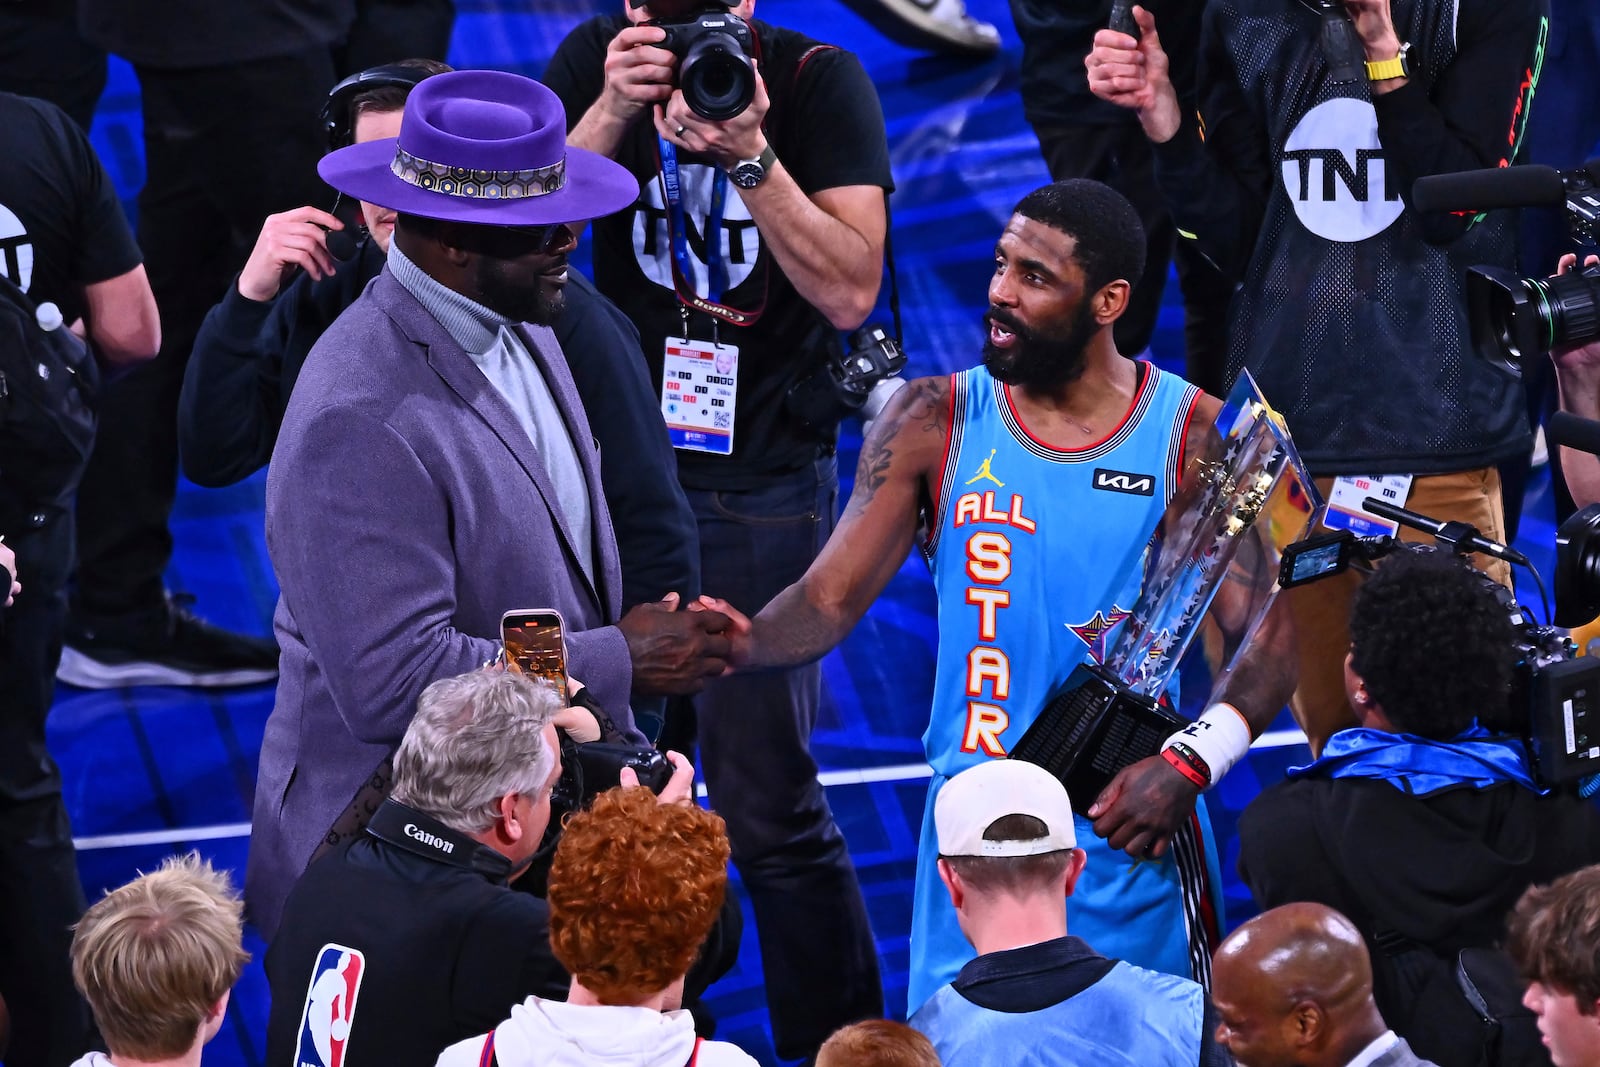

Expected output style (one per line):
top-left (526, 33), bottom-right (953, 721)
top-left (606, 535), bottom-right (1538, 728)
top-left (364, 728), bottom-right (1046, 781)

top-left (705, 375), bottom-right (951, 671)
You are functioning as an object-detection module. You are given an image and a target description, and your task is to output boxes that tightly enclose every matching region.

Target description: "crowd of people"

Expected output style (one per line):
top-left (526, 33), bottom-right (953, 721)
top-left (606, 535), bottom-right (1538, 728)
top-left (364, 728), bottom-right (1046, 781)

top-left (0, 0), bottom-right (1599, 1065)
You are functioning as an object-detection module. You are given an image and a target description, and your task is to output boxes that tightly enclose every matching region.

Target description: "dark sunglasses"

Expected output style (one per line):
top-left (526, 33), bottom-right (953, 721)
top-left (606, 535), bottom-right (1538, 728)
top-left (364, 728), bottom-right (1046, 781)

top-left (497, 221), bottom-right (578, 254)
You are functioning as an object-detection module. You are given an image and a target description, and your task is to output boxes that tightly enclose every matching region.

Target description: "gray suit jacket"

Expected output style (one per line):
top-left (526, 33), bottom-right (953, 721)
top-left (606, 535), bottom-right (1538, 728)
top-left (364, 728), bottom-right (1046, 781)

top-left (1368, 1036), bottom-right (1439, 1067)
top-left (247, 268), bottom-right (634, 937)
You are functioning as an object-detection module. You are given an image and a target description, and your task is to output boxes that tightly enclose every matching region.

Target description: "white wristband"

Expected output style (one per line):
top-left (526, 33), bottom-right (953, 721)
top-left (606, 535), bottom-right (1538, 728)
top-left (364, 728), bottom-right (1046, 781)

top-left (1163, 703), bottom-right (1253, 788)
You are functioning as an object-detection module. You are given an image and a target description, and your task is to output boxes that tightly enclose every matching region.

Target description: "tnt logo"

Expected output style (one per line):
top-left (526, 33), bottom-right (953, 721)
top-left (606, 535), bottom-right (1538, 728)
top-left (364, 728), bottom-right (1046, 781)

top-left (1280, 98), bottom-right (1404, 242)
top-left (632, 163), bottom-right (761, 295)
top-left (0, 201), bottom-right (34, 291)
top-left (293, 944), bottom-right (366, 1067)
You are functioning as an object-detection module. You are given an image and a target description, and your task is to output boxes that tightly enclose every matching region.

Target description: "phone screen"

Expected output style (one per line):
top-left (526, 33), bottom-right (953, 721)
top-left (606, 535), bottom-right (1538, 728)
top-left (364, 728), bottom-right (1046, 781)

top-left (502, 612), bottom-right (567, 695)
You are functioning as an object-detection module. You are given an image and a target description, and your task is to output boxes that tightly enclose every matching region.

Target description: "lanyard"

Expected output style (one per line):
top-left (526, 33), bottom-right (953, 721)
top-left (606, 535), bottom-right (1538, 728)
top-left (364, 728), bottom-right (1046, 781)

top-left (655, 137), bottom-right (765, 328)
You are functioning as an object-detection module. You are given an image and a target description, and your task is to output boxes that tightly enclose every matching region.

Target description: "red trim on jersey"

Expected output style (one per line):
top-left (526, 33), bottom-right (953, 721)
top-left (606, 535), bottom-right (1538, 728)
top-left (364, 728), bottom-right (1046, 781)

top-left (1002, 360), bottom-right (1152, 454)
top-left (1175, 386), bottom-right (1202, 473)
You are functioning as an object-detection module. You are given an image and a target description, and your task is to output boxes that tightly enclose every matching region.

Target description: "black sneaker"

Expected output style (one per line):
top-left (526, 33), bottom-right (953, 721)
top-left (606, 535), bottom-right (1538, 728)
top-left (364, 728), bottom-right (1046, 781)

top-left (58, 593), bottom-right (279, 689)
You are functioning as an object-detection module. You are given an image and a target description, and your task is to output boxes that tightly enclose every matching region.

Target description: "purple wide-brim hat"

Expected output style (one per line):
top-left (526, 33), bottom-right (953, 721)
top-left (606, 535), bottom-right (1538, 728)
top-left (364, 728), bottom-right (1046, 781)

top-left (318, 69), bottom-right (638, 226)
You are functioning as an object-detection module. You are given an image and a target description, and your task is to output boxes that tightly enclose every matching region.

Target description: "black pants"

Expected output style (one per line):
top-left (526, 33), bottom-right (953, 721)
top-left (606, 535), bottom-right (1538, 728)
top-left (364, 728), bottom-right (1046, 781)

top-left (1033, 121), bottom-right (1235, 395)
top-left (684, 459), bottom-right (883, 1060)
top-left (72, 49), bottom-right (334, 617)
top-left (0, 507), bottom-right (91, 1067)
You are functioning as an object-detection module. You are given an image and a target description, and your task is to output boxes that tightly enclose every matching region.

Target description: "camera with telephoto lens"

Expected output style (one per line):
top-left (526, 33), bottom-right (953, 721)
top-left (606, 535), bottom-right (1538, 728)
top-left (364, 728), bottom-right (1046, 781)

top-left (648, 7), bottom-right (757, 120)
top-left (1468, 263), bottom-right (1600, 376)
top-left (785, 324), bottom-right (909, 434)
top-left (1466, 163), bottom-right (1600, 375)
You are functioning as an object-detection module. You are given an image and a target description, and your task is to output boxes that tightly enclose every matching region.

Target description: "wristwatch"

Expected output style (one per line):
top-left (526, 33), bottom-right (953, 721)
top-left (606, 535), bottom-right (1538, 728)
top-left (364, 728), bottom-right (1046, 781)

top-left (728, 145), bottom-right (777, 190)
top-left (1365, 41), bottom-right (1411, 82)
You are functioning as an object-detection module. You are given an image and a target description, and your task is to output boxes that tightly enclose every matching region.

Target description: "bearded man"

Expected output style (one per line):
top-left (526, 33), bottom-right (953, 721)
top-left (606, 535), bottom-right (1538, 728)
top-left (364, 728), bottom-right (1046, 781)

top-left (698, 178), bottom-right (1296, 1010)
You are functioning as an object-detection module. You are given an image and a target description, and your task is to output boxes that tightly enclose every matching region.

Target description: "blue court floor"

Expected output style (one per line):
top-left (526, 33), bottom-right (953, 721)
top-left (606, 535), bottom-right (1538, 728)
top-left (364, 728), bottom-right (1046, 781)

top-left (50, 2), bottom-right (1582, 1065)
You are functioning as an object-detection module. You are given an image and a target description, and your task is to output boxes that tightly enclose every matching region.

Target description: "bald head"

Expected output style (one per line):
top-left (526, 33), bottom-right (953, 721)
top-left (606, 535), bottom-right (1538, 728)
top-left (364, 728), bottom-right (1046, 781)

top-left (1211, 904), bottom-right (1388, 1067)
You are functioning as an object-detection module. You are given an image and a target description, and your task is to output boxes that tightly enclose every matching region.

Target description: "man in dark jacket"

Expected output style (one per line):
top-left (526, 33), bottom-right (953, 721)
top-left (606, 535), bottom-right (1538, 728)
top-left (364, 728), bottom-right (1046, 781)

top-left (266, 669), bottom-right (699, 1067)
top-left (1238, 549), bottom-right (1600, 1067)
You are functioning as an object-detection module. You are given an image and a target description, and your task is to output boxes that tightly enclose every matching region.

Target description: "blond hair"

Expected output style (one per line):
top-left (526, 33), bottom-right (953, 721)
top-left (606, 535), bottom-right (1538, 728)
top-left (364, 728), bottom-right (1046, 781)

top-left (71, 853), bottom-right (249, 1060)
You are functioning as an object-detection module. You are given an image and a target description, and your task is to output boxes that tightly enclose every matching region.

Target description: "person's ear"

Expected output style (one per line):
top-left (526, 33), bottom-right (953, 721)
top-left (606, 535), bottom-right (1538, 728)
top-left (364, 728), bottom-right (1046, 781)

top-left (1062, 848), bottom-right (1088, 898)
top-left (937, 857), bottom-right (964, 909)
top-left (497, 793), bottom-right (524, 843)
top-left (1093, 279), bottom-right (1131, 325)
top-left (1289, 1000), bottom-right (1325, 1047)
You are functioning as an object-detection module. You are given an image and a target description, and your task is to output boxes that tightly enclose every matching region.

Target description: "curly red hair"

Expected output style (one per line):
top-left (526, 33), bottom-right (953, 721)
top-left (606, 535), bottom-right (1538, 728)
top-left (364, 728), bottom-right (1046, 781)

top-left (548, 786), bottom-right (730, 1004)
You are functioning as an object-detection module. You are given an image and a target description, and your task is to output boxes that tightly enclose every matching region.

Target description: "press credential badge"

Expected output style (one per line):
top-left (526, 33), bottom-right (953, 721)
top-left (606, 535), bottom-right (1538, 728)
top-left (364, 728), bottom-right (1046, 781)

top-left (661, 336), bottom-right (738, 456)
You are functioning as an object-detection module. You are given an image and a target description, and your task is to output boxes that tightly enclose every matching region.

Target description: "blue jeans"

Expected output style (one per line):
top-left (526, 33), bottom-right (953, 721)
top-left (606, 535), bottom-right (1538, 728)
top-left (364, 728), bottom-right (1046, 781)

top-left (685, 456), bottom-right (883, 1059)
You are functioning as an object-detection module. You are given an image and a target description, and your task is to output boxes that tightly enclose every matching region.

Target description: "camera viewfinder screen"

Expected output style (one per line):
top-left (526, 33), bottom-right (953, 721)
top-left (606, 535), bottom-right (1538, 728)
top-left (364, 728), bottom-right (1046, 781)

top-left (1290, 541), bottom-right (1345, 584)
top-left (503, 617), bottom-right (565, 695)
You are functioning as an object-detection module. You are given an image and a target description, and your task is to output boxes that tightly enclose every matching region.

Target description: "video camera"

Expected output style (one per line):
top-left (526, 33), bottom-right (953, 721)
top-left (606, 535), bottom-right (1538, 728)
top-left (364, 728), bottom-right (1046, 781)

top-left (1278, 497), bottom-right (1600, 788)
top-left (1410, 159), bottom-right (1600, 374)
top-left (647, 6), bottom-right (757, 120)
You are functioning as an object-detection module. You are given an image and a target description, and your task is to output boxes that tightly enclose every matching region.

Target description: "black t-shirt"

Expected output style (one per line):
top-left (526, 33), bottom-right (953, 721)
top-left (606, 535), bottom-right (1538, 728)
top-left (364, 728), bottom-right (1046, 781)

top-left (543, 16), bottom-right (893, 490)
top-left (0, 92), bottom-right (140, 325)
top-left (78, 0), bottom-right (356, 69)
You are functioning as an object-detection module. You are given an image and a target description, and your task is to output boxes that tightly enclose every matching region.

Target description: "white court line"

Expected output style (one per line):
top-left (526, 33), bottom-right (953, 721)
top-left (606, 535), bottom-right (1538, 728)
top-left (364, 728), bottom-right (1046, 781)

top-left (73, 730), bottom-right (1312, 852)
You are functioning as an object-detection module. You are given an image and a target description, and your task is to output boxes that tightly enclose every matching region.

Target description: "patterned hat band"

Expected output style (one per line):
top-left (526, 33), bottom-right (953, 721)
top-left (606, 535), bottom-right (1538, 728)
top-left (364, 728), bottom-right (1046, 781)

top-left (390, 146), bottom-right (566, 200)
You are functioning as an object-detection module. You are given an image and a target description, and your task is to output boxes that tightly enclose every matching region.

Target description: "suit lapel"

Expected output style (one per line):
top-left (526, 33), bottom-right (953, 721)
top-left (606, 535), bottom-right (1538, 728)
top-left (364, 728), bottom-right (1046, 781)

top-left (372, 273), bottom-right (605, 614)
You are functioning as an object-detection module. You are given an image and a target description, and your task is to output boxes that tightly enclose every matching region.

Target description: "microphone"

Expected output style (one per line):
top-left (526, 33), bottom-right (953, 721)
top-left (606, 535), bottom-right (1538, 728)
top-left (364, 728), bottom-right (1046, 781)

top-left (324, 226), bottom-right (360, 262)
top-left (1412, 165), bottom-right (1568, 213)
top-left (1361, 496), bottom-right (1529, 567)
top-left (1549, 411), bottom-right (1600, 458)
top-left (1108, 0), bottom-right (1136, 36)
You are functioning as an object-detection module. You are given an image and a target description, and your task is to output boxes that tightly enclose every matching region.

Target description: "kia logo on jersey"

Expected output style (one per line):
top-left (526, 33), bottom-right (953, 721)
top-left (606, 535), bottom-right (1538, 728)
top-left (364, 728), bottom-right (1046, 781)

top-left (294, 944), bottom-right (366, 1067)
top-left (1092, 468), bottom-right (1155, 496)
top-left (1280, 97), bottom-right (1405, 243)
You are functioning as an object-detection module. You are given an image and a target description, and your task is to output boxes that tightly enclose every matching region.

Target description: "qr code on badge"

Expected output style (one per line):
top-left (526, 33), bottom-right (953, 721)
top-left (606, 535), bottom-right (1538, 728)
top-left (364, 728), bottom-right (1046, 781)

top-left (713, 411), bottom-right (731, 429)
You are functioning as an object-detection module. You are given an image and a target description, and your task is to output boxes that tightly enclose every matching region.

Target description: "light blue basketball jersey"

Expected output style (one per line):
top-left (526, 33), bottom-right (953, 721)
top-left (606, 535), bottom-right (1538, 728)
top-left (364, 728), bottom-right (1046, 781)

top-left (923, 361), bottom-right (1197, 772)
top-left (907, 362), bottom-right (1222, 1015)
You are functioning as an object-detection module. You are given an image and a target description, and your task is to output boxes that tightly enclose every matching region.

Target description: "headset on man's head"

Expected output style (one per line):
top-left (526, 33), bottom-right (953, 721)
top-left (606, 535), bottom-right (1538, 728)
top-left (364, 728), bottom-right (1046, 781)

top-left (321, 64), bottom-right (434, 151)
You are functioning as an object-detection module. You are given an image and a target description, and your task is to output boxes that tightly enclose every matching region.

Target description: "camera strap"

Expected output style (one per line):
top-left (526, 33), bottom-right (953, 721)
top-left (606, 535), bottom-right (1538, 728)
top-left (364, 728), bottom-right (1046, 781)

top-left (655, 137), bottom-right (769, 328)
top-left (365, 799), bottom-right (515, 881)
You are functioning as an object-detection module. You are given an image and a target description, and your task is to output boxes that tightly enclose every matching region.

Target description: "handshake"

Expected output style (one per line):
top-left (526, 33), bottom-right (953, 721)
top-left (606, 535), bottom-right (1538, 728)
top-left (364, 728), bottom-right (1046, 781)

top-left (615, 591), bottom-right (753, 696)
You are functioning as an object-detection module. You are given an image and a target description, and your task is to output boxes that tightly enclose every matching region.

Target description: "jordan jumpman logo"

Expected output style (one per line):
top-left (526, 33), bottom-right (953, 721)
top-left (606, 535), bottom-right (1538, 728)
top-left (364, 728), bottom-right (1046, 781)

top-left (965, 449), bottom-right (1004, 488)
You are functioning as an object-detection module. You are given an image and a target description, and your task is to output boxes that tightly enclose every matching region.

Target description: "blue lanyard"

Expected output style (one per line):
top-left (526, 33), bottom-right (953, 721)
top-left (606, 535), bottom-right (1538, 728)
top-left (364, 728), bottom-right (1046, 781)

top-left (659, 136), bottom-right (729, 305)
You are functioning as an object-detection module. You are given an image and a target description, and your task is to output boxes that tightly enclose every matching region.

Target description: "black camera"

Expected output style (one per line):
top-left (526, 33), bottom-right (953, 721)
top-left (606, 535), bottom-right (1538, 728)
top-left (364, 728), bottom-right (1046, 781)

top-left (1278, 505), bottom-right (1600, 787)
top-left (1468, 263), bottom-right (1600, 375)
top-left (786, 324), bottom-right (909, 434)
top-left (649, 7), bottom-right (757, 121)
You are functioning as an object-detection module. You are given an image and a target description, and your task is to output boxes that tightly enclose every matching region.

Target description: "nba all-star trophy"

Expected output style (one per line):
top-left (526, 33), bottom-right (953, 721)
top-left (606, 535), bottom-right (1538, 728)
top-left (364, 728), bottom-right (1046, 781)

top-left (1010, 372), bottom-right (1319, 809)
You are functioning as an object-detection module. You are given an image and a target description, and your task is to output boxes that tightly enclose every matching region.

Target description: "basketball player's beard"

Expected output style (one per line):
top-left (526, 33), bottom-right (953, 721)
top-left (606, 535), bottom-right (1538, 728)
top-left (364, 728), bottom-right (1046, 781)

top-left (982, 302), bottom-right (1098, 389)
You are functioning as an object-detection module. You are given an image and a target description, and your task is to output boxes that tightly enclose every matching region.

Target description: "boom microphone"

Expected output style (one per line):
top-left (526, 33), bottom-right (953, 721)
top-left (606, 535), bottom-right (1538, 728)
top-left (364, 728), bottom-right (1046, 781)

top-left (1361, 496), bottom-right (1530, 567)
top-left (1412, 165), bottom-right (1568, 213)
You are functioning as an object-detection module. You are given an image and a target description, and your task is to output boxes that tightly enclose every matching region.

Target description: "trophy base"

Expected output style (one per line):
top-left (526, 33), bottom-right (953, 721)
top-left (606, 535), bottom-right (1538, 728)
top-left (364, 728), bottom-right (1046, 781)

top-left (1009, 662), bottom-right (1188, 812)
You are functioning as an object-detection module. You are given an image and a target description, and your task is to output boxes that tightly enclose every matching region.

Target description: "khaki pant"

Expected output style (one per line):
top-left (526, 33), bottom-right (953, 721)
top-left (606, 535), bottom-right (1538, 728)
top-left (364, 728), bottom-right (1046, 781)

top-left (1287, 467), bottom-right (1510, 755)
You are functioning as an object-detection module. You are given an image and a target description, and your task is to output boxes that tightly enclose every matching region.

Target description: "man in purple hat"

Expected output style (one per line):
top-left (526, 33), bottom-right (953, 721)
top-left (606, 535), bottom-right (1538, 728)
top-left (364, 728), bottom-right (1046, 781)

top-left (544, 2), bottom-right (892, 1056)
top-left (246, 67), bottom-right (736, 938)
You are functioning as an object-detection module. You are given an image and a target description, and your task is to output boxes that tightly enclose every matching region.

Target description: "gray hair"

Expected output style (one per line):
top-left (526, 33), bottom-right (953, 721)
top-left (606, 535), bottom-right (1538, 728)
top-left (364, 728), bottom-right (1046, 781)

top-left (390, 670), bottom-right (559, 834)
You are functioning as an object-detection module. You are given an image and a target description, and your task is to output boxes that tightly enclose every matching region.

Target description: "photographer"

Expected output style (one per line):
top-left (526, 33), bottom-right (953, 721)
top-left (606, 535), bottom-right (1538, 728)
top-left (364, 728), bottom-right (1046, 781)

top-left (1550, 253), bottom-right (1600, 509)
top-left (265, 669), bottom-right (703, 1067)
top-left (543, 3), bottom-right (893, 1056)
top-left (1237, 549), bottom-right (1600, 1066)
top-left (1087, 0), bottom-right (1544, 756)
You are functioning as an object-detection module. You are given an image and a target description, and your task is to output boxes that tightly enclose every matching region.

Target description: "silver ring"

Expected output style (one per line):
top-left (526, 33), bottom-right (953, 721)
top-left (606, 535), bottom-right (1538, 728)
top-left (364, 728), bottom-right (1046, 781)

top-left (675, 124), bottom-right (687, 136)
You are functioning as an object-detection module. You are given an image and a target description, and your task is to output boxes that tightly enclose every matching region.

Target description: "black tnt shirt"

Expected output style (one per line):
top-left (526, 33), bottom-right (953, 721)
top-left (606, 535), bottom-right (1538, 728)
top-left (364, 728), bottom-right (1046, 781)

top-left (0, 92), bottom-right (141, 325)
top-left (544, 17), bottom-right (893, 490)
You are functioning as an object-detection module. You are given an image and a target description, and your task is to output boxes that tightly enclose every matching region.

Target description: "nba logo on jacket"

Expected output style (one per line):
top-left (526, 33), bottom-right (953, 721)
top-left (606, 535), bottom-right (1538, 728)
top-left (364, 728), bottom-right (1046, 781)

top-left (294, 944), bottom-right (366, 1067)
